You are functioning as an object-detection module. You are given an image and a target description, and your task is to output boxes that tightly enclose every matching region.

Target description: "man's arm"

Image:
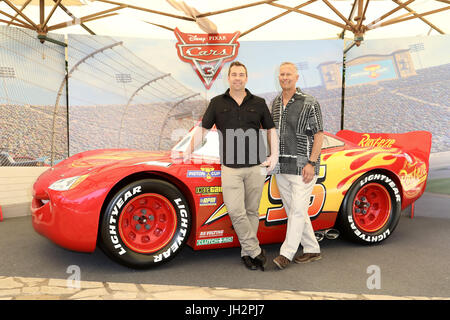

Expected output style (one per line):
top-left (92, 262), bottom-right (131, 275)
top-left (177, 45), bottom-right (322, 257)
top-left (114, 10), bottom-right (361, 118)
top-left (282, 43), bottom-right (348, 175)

top-left (302, 99), bottom-right (324, 183)
top-left (302, 131), bottom-right (323, 183)
top-left (309, 131), bottom-right (324, 163)
top-left (260, 97), bottom-right (278, 173)
top-left (261, 127), bottom-right (279, 173)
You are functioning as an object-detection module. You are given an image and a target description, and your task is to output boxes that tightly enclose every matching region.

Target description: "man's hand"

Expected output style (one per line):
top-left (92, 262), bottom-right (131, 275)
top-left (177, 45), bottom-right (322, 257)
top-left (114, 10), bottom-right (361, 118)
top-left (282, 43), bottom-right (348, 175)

top-left (262, 127), bottom-right (279, 174)
top-left (302, 163), bottom-right (315, 183)
top-left (261, 154), bottom-right (278, 174)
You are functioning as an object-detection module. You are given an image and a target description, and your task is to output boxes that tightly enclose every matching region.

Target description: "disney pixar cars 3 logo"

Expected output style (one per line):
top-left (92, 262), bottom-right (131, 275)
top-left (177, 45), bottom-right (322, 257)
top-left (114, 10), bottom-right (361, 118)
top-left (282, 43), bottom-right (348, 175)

top-left (174, 28), bottom-right (240, 89)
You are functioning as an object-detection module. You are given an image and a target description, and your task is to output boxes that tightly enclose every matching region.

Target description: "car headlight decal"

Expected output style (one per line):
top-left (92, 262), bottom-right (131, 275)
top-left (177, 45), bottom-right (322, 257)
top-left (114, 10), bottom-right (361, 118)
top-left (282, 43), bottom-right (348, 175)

top-left (48, 175), bottom-right (89, 191)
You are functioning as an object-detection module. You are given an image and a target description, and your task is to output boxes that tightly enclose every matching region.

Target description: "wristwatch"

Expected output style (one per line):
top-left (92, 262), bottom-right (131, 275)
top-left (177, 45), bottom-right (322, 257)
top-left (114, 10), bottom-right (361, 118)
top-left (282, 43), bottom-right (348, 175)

top-left (307, 159), bottom-right (316, 166)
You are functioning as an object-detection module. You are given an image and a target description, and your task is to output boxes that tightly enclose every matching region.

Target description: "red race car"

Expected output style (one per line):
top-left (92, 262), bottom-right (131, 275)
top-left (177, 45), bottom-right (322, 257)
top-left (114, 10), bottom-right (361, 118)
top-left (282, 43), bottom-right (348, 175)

top-left (31, 127), bottom-right (432, 269)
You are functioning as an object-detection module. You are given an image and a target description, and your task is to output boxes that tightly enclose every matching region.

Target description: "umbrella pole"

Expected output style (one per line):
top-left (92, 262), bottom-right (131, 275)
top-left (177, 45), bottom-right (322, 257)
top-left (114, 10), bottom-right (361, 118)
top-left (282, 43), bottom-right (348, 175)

top-left (40, 0), bottom-right (44, 25)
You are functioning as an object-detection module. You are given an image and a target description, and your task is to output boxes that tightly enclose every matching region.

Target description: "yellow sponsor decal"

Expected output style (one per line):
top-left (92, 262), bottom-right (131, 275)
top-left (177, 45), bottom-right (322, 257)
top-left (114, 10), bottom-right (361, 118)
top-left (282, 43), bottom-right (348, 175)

top-left (195, 186), bottom-right (223, 194)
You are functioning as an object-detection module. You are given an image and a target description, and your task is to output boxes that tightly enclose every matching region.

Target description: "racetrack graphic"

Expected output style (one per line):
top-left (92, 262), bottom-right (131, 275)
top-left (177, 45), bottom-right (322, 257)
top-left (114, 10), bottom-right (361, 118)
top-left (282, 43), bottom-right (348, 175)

top-left (67, 34), bottom-right (207, 156)
top-left (390, 89), bottom-right (449, 109)
top-left (0, 26), bottom-right (68, 166)
top-left (343, 64), bottom-right (450, 153)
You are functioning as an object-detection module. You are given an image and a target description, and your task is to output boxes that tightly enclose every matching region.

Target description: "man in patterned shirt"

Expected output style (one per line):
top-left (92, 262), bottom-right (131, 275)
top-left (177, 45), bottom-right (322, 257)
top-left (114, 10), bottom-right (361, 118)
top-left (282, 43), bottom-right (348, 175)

top-left (271, 62), bottom-right (324, 270)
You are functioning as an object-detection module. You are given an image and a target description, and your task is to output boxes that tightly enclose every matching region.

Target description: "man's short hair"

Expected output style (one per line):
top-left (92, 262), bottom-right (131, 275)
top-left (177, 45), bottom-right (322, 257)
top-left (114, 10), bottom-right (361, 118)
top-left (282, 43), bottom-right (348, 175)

top-left (279, 62), bottom-right (298, 74)
top-left (228, 61), bottom-right (248, 76)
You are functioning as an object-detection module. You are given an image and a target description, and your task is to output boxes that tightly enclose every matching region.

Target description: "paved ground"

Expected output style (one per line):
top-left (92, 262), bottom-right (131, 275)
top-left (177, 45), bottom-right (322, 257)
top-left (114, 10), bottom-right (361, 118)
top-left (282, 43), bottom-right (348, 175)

top-left (1, 207), bottom-right (449, 300)
top-left (1, 275), bottom-right (448, 301)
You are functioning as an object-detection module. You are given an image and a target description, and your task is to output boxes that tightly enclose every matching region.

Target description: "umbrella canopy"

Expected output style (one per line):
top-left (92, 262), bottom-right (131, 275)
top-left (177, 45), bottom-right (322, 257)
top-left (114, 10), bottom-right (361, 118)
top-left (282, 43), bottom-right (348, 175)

top-left (9, 0), bottom-right (87, 5)
top-left (0, 0), bottom-right (448, 41)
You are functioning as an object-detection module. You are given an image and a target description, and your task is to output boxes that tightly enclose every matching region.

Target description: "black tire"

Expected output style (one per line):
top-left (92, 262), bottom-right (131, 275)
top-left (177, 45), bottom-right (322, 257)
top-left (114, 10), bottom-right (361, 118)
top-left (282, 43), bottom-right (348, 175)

top-left (337, 172), bottom-right (401, 244)
top-left (99, 179), bottom-right (191, 269)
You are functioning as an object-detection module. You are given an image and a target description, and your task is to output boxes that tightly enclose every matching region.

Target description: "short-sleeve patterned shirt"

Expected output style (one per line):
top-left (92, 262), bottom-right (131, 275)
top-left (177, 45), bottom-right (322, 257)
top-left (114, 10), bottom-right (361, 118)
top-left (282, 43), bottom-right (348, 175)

top-left (271, 88), bottom-right (323, 176)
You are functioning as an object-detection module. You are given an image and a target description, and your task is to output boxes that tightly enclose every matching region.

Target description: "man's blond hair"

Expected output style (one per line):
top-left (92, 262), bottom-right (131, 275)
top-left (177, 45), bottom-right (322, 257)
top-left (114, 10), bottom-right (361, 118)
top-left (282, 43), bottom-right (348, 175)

top-left (279, 62), bottom-right (298, 74)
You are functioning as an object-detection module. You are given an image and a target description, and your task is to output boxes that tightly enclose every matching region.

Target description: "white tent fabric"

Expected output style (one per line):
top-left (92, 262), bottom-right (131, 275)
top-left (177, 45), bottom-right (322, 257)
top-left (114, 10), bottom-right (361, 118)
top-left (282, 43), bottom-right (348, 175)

top-left (8, 0), bottom-right (87, 5)
top-left (0, 0), bottom-right (448, 40)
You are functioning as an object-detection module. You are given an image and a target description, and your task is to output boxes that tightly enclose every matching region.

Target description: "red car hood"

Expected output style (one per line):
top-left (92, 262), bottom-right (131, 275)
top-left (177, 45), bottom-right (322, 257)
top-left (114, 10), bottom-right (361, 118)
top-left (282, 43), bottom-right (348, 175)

top-left (33, 149), bottom-right (174, 197)
top-left (64, 149), bottom-right (173, 169)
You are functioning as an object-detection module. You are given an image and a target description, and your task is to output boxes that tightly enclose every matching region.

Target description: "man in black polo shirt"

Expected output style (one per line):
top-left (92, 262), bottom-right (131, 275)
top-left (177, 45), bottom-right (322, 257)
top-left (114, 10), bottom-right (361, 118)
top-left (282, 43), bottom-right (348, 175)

top-left (186, 61), bottom-right (278, 271)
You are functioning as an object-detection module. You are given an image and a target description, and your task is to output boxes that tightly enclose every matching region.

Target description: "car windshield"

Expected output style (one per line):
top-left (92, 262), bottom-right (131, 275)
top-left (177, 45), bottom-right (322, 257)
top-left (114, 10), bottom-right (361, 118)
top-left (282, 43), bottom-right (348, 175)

top-left (172, 128), bottom-right (220, 159)
top-left (322, 135), bottom-right (345, 149)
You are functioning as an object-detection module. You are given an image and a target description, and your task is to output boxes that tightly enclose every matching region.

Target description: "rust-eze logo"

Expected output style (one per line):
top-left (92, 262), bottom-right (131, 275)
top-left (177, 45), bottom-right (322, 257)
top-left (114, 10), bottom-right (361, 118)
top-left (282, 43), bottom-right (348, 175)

top-left (174, 28), bottom-right (240, 89)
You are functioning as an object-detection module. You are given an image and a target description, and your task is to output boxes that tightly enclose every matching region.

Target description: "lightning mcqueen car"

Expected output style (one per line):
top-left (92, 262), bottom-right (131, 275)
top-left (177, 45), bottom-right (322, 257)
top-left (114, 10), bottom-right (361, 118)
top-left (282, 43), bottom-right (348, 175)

top-left (31, 127), bottom-right (432, 269)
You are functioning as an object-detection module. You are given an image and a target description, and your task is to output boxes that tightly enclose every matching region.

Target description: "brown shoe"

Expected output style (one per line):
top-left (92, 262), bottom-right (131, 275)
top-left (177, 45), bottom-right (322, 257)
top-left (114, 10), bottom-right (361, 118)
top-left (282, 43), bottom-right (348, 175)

top-left (241, 256), bottom-right (257, 270)
top-left (273, 255), bottom-right (291, 270)
top-left (294, 253), bottom-right (322, 264)
top-left (252, 249), bottom-right (267, 271)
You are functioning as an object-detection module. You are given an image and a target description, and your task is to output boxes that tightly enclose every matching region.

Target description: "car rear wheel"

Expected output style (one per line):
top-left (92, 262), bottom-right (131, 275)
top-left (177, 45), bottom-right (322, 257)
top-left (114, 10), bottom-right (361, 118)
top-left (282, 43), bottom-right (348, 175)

top-left (338, 172), bottom-right (402, 244)
top-left (99, 179), bottom-right (191, 269)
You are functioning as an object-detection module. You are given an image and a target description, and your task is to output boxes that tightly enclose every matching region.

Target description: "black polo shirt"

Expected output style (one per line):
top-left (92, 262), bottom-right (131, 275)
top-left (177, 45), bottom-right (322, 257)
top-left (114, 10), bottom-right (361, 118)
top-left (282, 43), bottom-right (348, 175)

top-left (201, 88), bottom-right (275, 168)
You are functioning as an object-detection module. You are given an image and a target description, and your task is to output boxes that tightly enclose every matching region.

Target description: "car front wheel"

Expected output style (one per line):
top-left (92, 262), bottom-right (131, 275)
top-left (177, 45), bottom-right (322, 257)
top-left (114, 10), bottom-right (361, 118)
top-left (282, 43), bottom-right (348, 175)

top-left (99, 179), bottom-right (191, 269)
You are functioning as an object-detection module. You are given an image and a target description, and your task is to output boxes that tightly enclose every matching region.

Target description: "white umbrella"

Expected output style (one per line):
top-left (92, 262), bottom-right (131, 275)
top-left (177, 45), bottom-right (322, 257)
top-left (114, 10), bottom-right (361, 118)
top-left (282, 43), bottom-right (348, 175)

top-left (10, 0), bottom-right (87, 5)
top-left (2, 0), bottom-right (101, 37)
top-left (1, 1), bottom-right (448, 41)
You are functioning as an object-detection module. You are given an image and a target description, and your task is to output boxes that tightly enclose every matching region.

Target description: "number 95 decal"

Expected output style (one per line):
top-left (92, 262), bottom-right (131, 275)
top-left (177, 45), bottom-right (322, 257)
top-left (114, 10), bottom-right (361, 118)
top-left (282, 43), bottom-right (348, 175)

top-left (202, 165), bottom-right (326, 226)
top-left (260, 165), bottom-right (326, 225)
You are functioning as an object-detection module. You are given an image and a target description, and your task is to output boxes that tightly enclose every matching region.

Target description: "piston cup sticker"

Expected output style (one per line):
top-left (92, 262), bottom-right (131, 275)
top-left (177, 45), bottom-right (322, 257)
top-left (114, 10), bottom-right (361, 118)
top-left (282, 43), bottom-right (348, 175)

top-left (174, 28), bottom-right (240, 89)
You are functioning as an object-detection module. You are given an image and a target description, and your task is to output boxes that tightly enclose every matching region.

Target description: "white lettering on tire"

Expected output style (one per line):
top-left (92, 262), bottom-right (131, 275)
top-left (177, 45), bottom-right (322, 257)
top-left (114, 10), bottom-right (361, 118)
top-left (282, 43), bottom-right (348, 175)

top-left (349, 173), bottom-right (399, 243)
top-left (108, 186), bottom-right (142, 255)
top-left (153, 197), bottom-right (189, 263)
top-left (348, 216), bottom-right (391, 243)
top-left (359, 174), bottom-right (401, 202)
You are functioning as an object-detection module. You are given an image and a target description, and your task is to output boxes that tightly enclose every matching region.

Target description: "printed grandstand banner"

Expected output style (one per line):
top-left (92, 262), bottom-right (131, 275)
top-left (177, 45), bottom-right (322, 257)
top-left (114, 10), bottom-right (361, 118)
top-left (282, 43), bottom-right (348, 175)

top-left (0, 26), bottom-right (67, 167)
top-left (343, 35), bottom-right (450, 153)
top-left (174, 28), bottom-right (240, 89)
top-left (65, 35), bottom-right (344, 156)
top-left (0, 30), bottom-right (350, 163)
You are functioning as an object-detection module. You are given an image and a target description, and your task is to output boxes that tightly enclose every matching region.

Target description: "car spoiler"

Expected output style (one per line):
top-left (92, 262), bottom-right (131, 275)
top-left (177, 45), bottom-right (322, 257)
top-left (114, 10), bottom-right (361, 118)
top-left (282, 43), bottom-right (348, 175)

top-left (336, 130), bottom-right (433, 169)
